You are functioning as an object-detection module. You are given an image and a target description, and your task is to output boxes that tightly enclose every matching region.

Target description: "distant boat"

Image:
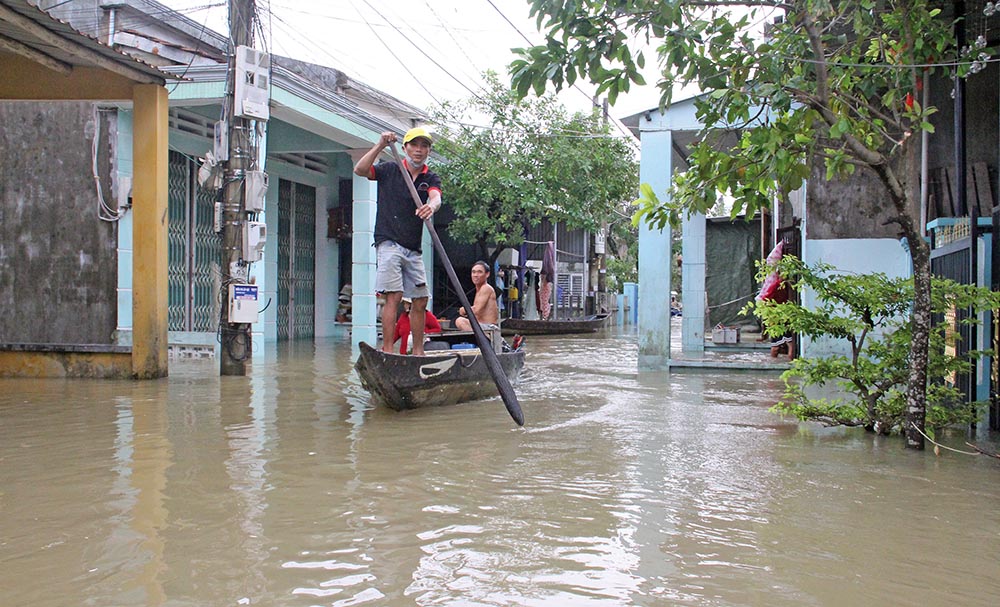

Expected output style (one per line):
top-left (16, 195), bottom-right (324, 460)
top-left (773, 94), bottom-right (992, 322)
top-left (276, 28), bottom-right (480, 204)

top-left (500, 314), bottom-right (610, 336)
top-left (355, 333), bottom-right (525, 411)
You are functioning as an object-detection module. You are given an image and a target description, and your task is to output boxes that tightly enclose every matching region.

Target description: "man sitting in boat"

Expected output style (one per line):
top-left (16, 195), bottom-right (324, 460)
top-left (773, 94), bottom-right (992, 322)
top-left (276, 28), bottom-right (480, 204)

top-left (393, 297), bottom-right (442, 354)
top-left (455, 261), bottom-right (500, 332)
top-left (353, 127), bottom-right (441, 355)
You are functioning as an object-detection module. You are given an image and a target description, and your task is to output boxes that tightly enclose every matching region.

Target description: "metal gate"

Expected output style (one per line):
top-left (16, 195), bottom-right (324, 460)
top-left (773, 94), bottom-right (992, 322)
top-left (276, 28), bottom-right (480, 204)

top-left (992, 210), bottom-right (1000, 430)
top-left (167, 151), bottom-right (221, 332)
top-left (931, 232), bottom-right (976, 408)
top-left (277, 179), bottom-right (316, 340)
top-left (556, 272), bottom-right (584, 315)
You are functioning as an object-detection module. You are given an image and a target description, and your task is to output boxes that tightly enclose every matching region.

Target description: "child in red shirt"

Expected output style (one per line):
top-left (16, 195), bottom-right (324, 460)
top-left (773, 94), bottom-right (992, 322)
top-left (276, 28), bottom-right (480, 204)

top-left (394, 297), bottom-right (442, 354)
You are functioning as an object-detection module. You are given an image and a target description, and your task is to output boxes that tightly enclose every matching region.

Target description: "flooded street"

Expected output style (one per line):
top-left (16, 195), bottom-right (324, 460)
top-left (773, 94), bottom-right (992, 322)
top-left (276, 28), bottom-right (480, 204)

top-left (2, 329), bottom-right (1000, 607)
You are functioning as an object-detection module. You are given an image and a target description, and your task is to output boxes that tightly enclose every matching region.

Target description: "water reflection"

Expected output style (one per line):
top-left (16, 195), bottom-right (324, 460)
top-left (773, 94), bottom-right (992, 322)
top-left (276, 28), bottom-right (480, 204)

top-left (1, 330), bottom-right (999, 606)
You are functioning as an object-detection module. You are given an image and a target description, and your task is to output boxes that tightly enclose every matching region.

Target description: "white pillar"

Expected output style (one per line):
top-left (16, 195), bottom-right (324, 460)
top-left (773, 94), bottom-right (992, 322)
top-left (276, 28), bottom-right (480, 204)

top-left (681, 213), bottom-right (707, 352)
top-left (351, 175), bottom-right (378, 349)
top-left (637, 129), bottom-right (673, 369)
top-left (422, 225), bottom-right (434, 312)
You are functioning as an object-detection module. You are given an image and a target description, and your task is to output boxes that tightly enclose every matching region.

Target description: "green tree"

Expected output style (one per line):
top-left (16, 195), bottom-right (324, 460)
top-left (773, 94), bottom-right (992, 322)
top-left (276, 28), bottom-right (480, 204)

top-left (510, 1), bottom-right (988, 449)
top-left (748, 256), bottom-right (1000, 436)
top-left (431, 73), bottom-right (638, 282)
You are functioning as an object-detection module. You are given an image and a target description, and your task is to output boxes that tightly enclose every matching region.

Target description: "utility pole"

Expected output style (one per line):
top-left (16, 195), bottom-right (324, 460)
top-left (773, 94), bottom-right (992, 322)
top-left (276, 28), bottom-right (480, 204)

top-left (220, 0), bottom-right (256, 376)
top-left (591, 96), bottom-right (609, 313)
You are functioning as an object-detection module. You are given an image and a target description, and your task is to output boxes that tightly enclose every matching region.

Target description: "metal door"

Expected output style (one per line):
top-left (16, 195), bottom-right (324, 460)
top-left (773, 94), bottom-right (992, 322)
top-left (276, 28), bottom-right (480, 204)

top-left (277, 179), bottom-right (316, 340)
top-left (167, 151), bottom-right (221, 332)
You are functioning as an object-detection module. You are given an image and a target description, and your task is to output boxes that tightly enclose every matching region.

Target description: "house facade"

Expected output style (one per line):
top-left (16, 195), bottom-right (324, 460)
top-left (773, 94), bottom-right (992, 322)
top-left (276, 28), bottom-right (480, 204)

top-left (9, 0), bottom-right (434, 361)
top-left (622, 8), bottom-right (1000, 428)
top-left (1, 0), bottom-right (173, 377)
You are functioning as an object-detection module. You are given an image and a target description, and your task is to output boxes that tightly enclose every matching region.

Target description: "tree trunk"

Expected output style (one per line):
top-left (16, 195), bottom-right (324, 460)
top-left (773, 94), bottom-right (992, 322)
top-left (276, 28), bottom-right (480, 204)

top-left (904, 228), bottom-right (931, 449)
top-left (869, 159), bottom-right (929, 449)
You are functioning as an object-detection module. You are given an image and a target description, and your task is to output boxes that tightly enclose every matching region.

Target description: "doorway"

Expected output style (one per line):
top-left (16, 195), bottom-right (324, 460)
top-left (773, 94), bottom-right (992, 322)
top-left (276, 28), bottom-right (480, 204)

top-left (277, 179), bottom-right (316, 340)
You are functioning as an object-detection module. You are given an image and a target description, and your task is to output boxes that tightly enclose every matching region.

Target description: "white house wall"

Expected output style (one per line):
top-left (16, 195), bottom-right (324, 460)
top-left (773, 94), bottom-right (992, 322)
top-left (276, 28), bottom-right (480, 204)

top-left (800, 238), bottom-right (911, 358)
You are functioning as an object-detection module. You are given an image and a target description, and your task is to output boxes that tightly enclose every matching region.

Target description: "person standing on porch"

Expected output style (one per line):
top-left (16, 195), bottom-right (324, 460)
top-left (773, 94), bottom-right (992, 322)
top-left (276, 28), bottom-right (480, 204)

top-left (353, 127), bottom-right (441, 355)
top-left (538, 241), bottom-right (555, 320)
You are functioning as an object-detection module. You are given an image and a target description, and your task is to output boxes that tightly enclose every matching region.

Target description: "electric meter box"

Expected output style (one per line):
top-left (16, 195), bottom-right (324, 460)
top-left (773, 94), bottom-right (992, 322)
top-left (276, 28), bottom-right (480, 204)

top-left (244, 170), bottom-right (268, 212)
top-left (243, 221), bottom-right (267, 262)
top-left (213, 120), bottom-right (228, 161)
top-left (234, 45), bottom-right (270, 121)
top-left (228, 283), bottom-right (258, 324)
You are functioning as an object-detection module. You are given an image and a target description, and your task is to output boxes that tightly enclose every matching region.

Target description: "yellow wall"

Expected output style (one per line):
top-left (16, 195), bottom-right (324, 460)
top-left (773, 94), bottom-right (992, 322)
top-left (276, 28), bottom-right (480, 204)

top-left (0, 351), bottom-right (132, 378)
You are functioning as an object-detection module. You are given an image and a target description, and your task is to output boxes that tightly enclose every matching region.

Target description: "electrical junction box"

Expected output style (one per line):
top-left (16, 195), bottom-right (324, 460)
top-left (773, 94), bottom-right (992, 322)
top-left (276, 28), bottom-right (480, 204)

top-left (213, 201), bottom-right (223, 233)
top-left (243, 221), bottom-right (267, 262)
top-left (497, 248), bottom-right (519, 267)
top-left (213, 120), bottom-right (228, 161)
top-left (594, 224), bottom-right (606, 255)
top-left (234, 45), bottom-right (270, 121)
top-left (228, 283), bottom-right (259, 324)
top-left (244, 170), bottom-right (268, 212)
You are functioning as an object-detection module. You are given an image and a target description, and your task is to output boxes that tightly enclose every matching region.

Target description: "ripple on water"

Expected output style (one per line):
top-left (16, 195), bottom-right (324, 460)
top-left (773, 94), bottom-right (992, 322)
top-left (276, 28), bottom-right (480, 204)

top-left (3, 330), bottom-right (1000, 607)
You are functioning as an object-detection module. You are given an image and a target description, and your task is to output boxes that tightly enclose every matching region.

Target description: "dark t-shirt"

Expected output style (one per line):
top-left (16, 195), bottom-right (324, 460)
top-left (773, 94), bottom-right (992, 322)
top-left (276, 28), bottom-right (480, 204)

top-left (370, 160), bottom-right (442, 252)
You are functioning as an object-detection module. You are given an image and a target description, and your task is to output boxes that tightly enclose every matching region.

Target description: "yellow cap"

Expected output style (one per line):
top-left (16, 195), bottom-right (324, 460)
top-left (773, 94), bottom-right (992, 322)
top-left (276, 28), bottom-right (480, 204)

top-left (403, 127), bottom-right (433, 145)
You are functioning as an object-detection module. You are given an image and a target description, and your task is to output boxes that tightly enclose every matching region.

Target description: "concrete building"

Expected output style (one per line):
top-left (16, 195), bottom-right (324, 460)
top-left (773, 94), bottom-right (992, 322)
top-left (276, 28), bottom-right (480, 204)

top-left (3, 0), bottom-right (433, 375)
top-left (1, 0), bottom-right (173, 378)
top-left (620, 16), bottom-right (1000, 425)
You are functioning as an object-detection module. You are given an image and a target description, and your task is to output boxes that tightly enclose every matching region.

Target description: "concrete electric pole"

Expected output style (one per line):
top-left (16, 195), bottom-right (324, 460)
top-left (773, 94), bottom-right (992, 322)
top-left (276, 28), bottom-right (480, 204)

top-left (219, 0), bottom-right (256, 376)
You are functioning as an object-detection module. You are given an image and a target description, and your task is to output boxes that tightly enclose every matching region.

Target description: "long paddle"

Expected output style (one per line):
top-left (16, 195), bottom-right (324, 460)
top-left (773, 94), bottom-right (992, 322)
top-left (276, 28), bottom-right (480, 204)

top-left (388, 143), bottom-right (524, 426)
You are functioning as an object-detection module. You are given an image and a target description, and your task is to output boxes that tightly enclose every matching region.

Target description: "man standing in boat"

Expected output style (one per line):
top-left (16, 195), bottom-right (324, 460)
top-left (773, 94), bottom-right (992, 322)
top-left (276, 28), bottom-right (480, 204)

top-left (353, 127), bottom-right (441, 355)
top-left (455, 261), bottom-right (500, 331)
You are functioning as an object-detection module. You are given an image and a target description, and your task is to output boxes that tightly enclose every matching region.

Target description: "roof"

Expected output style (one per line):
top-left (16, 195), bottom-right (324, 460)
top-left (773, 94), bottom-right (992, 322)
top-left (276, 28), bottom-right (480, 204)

top-left (618, 92), bottom-right (707, 138)
top-left (0, 0), bottom-right (173, 84)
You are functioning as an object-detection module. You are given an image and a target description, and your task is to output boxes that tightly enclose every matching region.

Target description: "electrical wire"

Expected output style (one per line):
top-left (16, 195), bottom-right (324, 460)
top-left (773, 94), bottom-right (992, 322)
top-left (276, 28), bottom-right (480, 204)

top-left (165, 2), bottom-right (218, 94)
top-left (51, 2), bottom-right (227, 37)
top-left (92, 106), bottom-right (124, 222)
top-left (418, 0), bottom-right (486, 84)
top-left (156, 2), bottom-right (640, 142)
top-left (481, 0), bottom-right (640, 150)
top-left (358, 0), bottom-right (486, 103)
top-left (253, 1), bottom-right (636, 142)
top-left (350, 1), bottom-right (445, 108)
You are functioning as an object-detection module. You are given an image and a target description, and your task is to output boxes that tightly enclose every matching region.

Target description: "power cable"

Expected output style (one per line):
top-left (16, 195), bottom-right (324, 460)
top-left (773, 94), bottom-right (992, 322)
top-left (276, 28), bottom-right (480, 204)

top-left (480, 0), bottom-right (640, 150)
top-left (165, 1), bottom-right (217, 94)
top-left (50, 2), bottom-right (227, 36)
top-left (353, 0), bottom-right (454, 107)
top-left (170, 1), bottom-right (640, 142)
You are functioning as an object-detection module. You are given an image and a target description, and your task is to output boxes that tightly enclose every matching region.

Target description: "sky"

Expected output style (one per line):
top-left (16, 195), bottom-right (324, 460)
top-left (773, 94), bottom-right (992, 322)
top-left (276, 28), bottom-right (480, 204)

top-left (160, 0), bottom-right (668, 139)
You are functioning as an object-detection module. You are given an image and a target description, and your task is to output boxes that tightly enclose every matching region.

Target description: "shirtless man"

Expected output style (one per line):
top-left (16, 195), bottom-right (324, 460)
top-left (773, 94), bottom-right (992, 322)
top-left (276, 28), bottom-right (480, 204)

top-left (455, 261), bottom-right (499, 331)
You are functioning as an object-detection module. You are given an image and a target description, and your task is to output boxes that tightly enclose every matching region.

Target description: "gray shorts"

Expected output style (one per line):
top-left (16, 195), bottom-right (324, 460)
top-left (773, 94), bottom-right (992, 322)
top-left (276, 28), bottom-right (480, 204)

top-left (375, 240), bottom-right (429, 298)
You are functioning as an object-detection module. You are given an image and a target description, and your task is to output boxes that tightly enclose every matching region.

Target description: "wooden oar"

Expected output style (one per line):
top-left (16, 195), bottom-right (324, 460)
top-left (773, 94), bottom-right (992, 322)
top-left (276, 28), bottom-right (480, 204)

top-left (388, 143), bottom-right (524, 426)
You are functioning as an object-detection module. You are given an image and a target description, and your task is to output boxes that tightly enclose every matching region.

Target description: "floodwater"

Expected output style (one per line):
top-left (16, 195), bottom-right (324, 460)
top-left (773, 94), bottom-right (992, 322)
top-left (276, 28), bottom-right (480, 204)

top-left (2, 330), bottom-right (1000, 607)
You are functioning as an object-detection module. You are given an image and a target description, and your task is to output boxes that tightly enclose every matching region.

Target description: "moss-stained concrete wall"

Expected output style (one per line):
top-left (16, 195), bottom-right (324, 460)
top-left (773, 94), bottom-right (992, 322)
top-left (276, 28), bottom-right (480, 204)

top-left (806, 165), bottom-right (903, 241)
top-left (0, 102), bottom-right (118, 344)
top-left (805, 63), bottom-right (1000, 241)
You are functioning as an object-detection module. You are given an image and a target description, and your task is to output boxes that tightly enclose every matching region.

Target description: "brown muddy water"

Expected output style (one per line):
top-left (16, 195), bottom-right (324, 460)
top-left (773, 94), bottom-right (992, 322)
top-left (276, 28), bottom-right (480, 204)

top-left (2, 329), bottom-right (999, 607)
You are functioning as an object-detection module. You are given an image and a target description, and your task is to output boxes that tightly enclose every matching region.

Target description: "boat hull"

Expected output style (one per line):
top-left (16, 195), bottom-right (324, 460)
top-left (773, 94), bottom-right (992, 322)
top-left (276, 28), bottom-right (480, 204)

top-left (500, 314), bottom-right (609, 336)
top-left (355, 342), bottom-right (525, 410)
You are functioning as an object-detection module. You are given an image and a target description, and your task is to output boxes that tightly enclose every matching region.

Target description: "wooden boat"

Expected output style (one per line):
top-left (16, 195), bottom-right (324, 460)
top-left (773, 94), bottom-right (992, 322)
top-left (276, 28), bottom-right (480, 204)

top-left (355, 331), bottom-right (525, 411)
top-left (500, 314), bottom-right (610, 336)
